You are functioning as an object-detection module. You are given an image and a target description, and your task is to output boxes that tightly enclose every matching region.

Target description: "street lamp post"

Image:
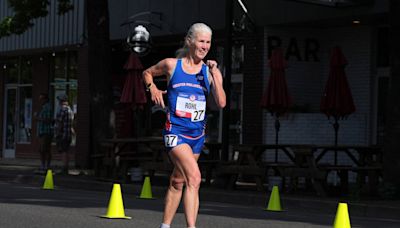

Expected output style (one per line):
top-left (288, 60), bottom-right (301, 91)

top-left (221, 0), bottom-right (233, 161)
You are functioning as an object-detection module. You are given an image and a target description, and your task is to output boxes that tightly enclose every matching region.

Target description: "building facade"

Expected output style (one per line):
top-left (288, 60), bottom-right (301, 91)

top-left (0, 0), bottom-right (391, 170)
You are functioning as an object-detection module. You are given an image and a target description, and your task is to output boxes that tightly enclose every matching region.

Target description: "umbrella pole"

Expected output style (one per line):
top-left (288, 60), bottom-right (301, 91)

top-left (333, 117), bottom-right (339, 165)
top-left (274, 114), bottom-right (280, 163)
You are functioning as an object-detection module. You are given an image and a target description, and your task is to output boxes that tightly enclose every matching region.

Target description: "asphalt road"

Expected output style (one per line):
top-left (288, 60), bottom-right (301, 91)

top-left (0, 181), bottom-right (399, 228)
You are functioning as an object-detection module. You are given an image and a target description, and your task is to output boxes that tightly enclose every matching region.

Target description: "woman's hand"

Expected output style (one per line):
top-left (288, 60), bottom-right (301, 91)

top-left (150, 85), bottom-right (167, 108)
top-left (206, 60), bottom-right (218, 73)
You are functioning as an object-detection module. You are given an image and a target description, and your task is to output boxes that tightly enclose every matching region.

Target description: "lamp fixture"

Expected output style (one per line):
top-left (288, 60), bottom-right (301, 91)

top-left (121, 11), bottom-right (165, 56)
top-left (126, 25), bottom-right (152, 56)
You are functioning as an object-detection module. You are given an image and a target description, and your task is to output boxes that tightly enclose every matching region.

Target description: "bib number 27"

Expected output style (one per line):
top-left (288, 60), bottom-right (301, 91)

top-left (164, 134), bottom-right (178, 147)
top-left (191, 110), bottom-right (205, 122)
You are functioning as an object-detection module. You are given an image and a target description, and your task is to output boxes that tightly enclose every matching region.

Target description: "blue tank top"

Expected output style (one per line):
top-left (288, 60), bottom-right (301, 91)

top-left (165, 59), bottom-right (210, 134)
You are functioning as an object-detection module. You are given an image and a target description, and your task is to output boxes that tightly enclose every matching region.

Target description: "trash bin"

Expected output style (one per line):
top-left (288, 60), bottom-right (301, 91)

top-left (129, 167), bottom-right (143, 182)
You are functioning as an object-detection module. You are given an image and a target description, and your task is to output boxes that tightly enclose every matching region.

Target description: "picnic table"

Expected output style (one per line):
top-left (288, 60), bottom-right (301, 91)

top-left (93, 136), bottom-right (166, 181)
top-left (311, 145), bottom-right (383, 195)
top-left (94, 137), bottom-right (222, 184)
top-left (214, 144), bottom-right (383, 196)
top-left (215, 144), bottom-right (326, 194)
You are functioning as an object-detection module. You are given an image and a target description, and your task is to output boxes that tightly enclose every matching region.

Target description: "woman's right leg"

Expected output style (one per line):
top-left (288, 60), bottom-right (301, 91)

top-left (162, 167), bottom-right (185, 225)
top-left (162, 143), bottom-right (201, 227)
top-left (168, 144), bottom-right (201, 227)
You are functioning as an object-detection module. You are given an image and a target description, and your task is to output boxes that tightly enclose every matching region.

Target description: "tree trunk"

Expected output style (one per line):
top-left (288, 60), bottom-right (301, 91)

top-left (85, 0), bottom-right (112, 166)
top-left (383, 1), bottom-right (400, 198)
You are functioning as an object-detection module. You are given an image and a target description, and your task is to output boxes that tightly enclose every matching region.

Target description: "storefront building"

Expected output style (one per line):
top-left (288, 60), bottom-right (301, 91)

top-left (0, 0), bottom-right (391, 170)
top-left (0, 0), bottom-right (84, 161)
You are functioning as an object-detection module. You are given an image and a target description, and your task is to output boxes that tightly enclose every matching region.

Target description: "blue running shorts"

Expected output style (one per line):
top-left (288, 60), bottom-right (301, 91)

top-left (162, 128), bottom-right (205, 154)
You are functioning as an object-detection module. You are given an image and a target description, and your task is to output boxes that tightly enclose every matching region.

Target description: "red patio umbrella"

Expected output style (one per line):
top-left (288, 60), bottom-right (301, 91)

top-left (120, 52), bottom-right (147, 109)
top-left (260, 48), bottom-right (291, 162)
top-left (320, 46), bottom-right (355, 162)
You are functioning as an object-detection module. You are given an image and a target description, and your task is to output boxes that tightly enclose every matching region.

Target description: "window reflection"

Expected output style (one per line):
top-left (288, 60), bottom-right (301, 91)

top-left (51, 52), bottom-right (78, 146)
top-left (18, 86), bottom-right (33, 143)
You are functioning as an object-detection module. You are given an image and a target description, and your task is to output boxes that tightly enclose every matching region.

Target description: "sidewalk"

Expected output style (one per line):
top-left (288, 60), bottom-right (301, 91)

top-left (0, 158), bottom-right (399, 221)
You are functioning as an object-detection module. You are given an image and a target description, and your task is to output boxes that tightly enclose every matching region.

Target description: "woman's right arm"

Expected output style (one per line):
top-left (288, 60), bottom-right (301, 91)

top-left (142, 58), bottom-right (176, 108)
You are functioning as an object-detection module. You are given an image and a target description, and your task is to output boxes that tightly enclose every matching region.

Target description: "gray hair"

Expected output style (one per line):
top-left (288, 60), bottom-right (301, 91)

top-left (176, 23), bottom-right (213, 58)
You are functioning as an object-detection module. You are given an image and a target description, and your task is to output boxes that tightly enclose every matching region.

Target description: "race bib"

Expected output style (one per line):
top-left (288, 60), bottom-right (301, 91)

top-left (175, 94), bottom-right (206, 122)
top-left (164, 134), bottom-right (178, 147)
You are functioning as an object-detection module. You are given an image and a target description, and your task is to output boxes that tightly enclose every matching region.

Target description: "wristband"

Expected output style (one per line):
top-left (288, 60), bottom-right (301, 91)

top-left (146, 83), bottom-right (153, 91)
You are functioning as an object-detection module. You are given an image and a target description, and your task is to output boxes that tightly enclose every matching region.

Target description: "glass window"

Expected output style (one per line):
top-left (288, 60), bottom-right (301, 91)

top-left (20, 57), bottom-right (33, 84)
top-left (17, 86), bottom-right (33, 143)
top-left (54, 53), bottom-right (67, 82)
top-left (4, 60), bottom-right (18, 84)
top-left (5, 89), bottom-right (17, 149)
top-left (69, 52), bottom-right (78, 80)
top-left (3, 57), bottom-right (33, 145)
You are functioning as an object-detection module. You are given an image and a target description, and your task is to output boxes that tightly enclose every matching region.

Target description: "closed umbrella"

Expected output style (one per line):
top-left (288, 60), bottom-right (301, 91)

top-left (120, 53), bottom-right (147, 138)
top-left (260, 48), bottom-right (291, 162)
top-left (320, 46), bottom-right (355, 164)
top-left (120, 53), bottom-right (147, 108)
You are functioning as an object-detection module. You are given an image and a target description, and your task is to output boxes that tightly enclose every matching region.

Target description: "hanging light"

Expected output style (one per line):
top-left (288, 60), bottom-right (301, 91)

top-left (126, 25), bottom-right (152, 56)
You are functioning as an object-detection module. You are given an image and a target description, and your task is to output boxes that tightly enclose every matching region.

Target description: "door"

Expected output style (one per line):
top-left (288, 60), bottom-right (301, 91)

top-left (3, 87), bottom-right (17, 158)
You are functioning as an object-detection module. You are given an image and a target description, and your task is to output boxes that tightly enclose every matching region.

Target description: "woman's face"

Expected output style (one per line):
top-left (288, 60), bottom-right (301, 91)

top-left (190, 31), bottom-right (211, 60)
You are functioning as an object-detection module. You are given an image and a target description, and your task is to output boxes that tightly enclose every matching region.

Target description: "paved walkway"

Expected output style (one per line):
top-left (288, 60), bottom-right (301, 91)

top-left (0, 158), bottom-right (399, 221)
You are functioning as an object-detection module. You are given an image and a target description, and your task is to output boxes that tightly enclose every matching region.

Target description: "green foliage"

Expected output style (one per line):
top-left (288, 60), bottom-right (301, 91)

top-left (0, 0), bottom-right (73, 38)
top-left (58, 0), bottom-right (74, 15)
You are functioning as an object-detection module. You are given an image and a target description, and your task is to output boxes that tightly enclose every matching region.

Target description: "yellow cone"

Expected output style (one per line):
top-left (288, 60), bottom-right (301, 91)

top-left (42, 169), bottom-right (54, 190)
top-left (139, 176), bottom-right (154, 199)
top-left (264, 185), bottom-right (282, 211)
top-left (101, 183), bottom-right (131, 219)
top-left (333, 203), bottom-right (351, 228)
